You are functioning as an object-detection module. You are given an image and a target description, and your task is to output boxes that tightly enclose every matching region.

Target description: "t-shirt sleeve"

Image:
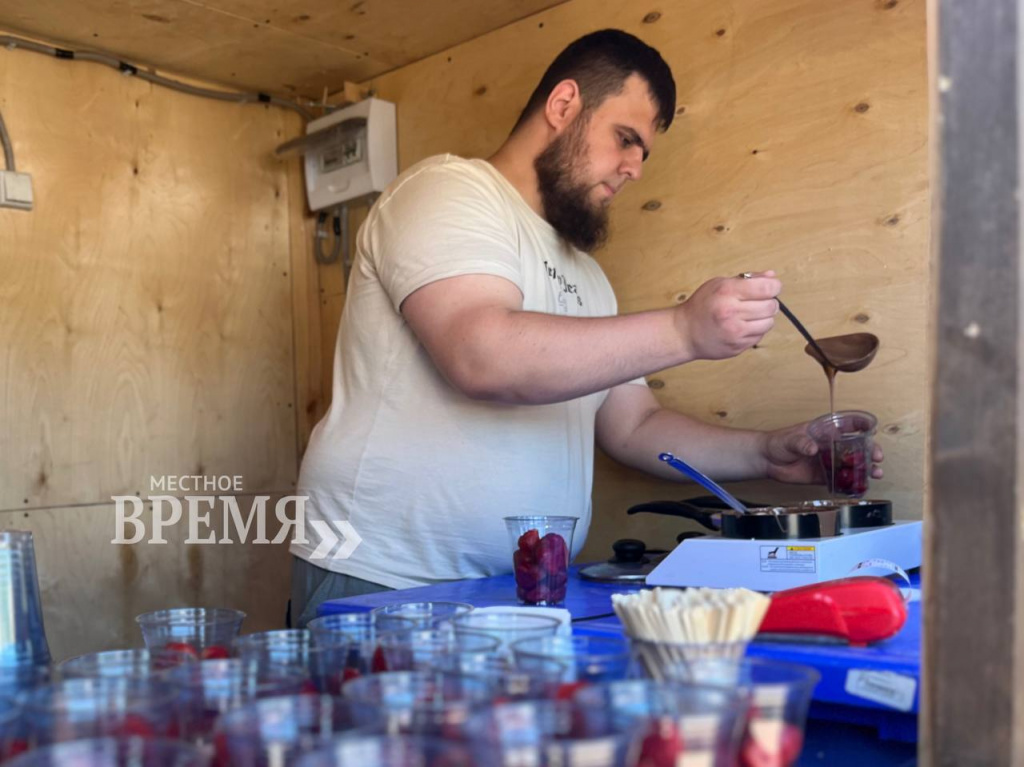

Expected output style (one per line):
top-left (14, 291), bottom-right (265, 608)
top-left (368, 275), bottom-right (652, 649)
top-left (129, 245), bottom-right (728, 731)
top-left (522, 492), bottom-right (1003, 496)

top-left (365, 162), bottom-right (523, 312)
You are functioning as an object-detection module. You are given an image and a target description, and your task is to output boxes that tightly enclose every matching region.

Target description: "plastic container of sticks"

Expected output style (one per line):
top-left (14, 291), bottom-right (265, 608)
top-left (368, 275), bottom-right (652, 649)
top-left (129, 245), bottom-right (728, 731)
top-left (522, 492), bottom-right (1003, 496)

top-left (613, 587), bottom-right (771, 681)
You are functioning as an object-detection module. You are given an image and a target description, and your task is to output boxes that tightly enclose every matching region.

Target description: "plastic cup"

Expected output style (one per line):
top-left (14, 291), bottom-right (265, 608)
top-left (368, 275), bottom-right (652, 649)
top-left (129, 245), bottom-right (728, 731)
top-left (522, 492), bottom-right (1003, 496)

top-left (668, 658), bottom-right (821, 767)
top-left (234, 629), bottom-right (348, 694)
top-left (503, 516), bottom-right (578, 605)
top-left (0, 695), bottom-right (28, 762)
top-left (214, 695), bottom-right (384, 766)
top-left (370, 602), bottom-right (474, 629)
top-left (629, 637), bottom-right (750, 682)
top-left (432, 654), bottom-right (567, 701)
top-left (1, 736), bottom-right (207, 766)
top-left (307, 613), bottom-right (415, 680)
top-left (164, 659), bottom-right (308, 745)
top-left (0, 531), bottom-right (52, 668)
top-left (575, 679), bottom-right (749, 767)
top-left (451, 613), bottom-right (561, 657)
top-left (807, 410), bottom-right (877, 498)
top-left (465, 699), bottom-right (640, 767)
top-left (295, 735), bottom-right (472, 767)
top-left (22, 678), bottom-right (178, 745)
top-left (342, 671), bottom-right (492, 737)
top-left (378, 629), bottom-right (501, 672)
top-left (511, 635), bottom-right (636, 684)
top-left (135, 607), bottom-right (245, 659)
top-left (59, 649), bottom-right (196, 681)
top-left (0, 665), bottom-right (50, 699)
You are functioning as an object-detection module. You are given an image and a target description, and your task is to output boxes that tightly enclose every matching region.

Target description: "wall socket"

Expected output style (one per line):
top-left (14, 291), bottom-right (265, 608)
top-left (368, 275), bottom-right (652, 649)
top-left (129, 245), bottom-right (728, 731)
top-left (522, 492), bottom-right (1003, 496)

top-left (0, 170), bottom-right (34, 211)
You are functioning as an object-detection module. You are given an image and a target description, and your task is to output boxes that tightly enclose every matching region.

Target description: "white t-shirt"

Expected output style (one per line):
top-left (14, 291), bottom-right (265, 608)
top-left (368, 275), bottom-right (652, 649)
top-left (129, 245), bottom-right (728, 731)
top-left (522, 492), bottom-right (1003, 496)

top-left (291, 154), bottom-right (640, 588)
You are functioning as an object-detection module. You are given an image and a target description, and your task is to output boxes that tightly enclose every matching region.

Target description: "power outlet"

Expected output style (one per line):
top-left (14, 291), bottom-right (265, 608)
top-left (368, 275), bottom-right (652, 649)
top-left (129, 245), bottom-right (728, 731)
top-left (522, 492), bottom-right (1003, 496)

top-left (0, 170), bottom-right (33, 211)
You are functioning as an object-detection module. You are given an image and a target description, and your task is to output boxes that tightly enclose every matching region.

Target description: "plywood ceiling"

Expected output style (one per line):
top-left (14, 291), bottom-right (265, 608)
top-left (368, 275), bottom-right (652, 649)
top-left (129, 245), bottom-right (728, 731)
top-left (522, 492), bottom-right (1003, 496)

top-left (0, 0), bottom-right (568, 99)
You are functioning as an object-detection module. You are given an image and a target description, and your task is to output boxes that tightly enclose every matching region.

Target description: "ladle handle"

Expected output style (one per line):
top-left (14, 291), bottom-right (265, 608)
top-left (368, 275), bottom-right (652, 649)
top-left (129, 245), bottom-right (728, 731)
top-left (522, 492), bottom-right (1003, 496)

top-left (776, 300), bottom-right (835, 368)
top-left (658, 453), bottom-right (749, 515)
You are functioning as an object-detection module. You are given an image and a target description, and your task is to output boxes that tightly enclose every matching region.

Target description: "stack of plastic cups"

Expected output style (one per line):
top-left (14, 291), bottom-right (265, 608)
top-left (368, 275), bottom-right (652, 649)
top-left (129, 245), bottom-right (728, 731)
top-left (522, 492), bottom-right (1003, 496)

top-left (0, 532), bottom-right (52, 671)
top-left (450, 613), bottom-right (562, 659)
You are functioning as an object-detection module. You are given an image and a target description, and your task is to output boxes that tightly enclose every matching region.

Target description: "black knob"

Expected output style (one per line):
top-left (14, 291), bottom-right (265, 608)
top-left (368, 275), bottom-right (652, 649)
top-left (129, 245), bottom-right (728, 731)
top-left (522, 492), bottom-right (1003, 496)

top-left (611, 538), bottom-right (646, 563)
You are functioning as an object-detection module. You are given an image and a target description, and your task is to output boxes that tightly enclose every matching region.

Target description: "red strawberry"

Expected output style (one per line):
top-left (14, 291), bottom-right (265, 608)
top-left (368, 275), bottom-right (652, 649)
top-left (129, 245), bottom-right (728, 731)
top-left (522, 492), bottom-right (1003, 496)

top-left (342, 667), bottom-right (362, 682)
top-left (518, 529), bottom-right (541, 552)
top-left (165, 641), bottom-right (199, 658)
top-left (555, 682), bottom-right (588, 700)
top-left (637, 718), bottom-right (684, 767)
top-left (201, 645), bottom-right (230, 660)
top-left (113, 714), bottom-right (155, 738)
top-left (371, 645), bottom-right (389, 673)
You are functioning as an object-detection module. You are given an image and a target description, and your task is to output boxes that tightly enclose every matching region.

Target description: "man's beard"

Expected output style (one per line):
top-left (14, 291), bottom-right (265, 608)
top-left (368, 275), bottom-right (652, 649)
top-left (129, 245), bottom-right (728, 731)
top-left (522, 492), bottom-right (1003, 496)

top-left (534, 117), bottom-right (610, 253)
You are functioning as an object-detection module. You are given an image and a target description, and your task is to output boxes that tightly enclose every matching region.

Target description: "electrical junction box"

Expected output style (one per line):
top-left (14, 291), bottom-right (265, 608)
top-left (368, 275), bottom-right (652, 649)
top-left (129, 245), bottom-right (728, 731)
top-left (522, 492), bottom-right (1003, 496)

top-left (0, 170), bottom-right (33, 211)
top-left (303, 98), bottom-right (396, 211)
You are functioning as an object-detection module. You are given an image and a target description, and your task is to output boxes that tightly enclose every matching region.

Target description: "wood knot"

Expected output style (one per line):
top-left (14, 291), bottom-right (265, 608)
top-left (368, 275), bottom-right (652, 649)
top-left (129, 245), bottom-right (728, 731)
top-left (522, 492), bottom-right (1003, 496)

top-left (648, 378), bottom-right (665, 389)
top-left (715, 28), bottom-right (727, 37)
top-left (853, 313), bottom-right (870, 324)
top-left (884, 214), bottom-right (901, 226)
top-left (473, 85), bottom-right (488, 96)
top-left (715, 410), bottom-right (729, 419)
top-left (713, 224), bottom-right (728, 233)
top-left (674, 292), bottom-right (688, 303)
top-left (643, 12), bottom-right (662, 23)
top-left (879, 0), bottom-right (898, 8)
top-left (675, 105), bottom-right (686, 115)
top-left (293, 14), bottom-right (311, 21)
top-left (884, 424), bottom-right (901, 435)
top-left (642, 200), bottom-right (662, 212)
top-left (350, 1), bottom-right (366, 15)
top-left (854, 102), bottom-right (871, 114)
top-left (751, 149), bottom-right (759, 155)
top-left (141, 13), bottom-right (171, 23)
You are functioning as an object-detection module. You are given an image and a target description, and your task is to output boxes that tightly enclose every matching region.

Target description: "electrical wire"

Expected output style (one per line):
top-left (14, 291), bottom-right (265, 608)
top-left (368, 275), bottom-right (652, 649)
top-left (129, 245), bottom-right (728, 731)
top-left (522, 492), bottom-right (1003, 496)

top-left (0, 34), bottom-right (314, 120)
top-left (0, 105), bottom-right (14, 170)
top-left (314, 207), bottom-right (343, 265)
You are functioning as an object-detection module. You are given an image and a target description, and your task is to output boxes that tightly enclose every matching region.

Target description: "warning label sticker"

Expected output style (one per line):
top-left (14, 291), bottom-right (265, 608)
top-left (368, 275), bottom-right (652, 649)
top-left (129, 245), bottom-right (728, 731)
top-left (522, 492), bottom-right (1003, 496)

top-left (759, 544), bottom-right (816, 573)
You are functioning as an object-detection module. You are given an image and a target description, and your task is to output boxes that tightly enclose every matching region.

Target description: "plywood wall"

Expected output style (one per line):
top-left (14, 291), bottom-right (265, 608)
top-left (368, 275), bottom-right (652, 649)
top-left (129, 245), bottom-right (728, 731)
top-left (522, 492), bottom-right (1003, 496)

top-left (331, 0), bottom-right (931, 560)
top-left (0, 38), bottom-right (307, 658)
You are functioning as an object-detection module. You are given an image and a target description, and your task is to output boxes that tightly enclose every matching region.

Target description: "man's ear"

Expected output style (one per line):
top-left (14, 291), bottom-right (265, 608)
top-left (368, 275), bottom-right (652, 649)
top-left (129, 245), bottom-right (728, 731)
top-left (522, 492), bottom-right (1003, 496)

top-left (544, 79), bottom-right (583, 133)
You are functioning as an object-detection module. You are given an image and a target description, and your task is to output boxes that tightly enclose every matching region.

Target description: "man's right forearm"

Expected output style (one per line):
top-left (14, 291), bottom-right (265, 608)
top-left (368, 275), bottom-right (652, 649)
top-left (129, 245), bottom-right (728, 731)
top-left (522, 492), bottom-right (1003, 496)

top-left (440, 306), bottom-right (696, 405)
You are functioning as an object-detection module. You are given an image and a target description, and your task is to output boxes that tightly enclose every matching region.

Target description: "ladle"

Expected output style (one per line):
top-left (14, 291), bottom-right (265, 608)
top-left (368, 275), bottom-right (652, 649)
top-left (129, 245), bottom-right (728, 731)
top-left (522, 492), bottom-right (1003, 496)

top-left (776, 300), bottom-right (879, 373)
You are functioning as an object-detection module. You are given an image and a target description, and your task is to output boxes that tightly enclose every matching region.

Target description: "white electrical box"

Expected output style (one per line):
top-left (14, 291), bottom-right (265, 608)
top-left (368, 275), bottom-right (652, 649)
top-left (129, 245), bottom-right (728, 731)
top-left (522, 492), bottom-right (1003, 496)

top-left (302, 98), bottom-right (396, 211)
top-left (0, 170), bottom-right (34, 211)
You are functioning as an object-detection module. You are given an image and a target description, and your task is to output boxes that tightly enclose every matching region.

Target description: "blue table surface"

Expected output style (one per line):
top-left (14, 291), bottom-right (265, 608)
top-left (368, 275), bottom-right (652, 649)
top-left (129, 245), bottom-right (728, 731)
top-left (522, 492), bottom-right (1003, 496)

top-left (320, 566), bottom-right (922, 745)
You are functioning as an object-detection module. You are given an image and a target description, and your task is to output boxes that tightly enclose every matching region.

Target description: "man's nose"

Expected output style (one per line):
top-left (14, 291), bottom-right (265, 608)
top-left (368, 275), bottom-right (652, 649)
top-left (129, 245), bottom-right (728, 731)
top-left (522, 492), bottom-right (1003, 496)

top-left (620, 151), bottom-right (643, 181)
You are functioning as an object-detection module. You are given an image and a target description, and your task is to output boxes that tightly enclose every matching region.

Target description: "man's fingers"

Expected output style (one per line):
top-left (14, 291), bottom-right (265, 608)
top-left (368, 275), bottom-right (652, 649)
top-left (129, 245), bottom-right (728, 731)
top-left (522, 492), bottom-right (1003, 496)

top-left (739, 299), bottom-right (780, 320)
top-left (735, 277), bottom-right (782, 301)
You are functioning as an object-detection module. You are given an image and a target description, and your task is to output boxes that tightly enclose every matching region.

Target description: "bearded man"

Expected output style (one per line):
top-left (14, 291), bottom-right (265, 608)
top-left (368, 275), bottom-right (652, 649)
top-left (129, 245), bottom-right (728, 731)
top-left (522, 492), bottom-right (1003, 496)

top-left (288, 29), bottom-right (883, 625)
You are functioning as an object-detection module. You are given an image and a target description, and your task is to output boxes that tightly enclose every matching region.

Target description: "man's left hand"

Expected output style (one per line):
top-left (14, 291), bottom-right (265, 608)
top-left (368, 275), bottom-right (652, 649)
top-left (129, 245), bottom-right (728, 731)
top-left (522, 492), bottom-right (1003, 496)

top-left (762, 422), bottom-right (885, 485)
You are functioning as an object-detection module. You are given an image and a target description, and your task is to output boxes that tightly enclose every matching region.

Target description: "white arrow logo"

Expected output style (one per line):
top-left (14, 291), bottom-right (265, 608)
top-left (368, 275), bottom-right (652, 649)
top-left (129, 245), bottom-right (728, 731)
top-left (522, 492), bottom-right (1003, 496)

top-left (308, 520), bottom-right (363, 561)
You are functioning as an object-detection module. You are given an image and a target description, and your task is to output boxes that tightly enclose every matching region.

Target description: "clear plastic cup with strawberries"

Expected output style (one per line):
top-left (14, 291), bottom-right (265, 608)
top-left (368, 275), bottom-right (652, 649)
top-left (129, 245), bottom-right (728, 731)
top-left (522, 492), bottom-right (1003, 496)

top-left (807, 411), bottom-right (877, 499)
top-left (503, 516), bottom-right (578, 606)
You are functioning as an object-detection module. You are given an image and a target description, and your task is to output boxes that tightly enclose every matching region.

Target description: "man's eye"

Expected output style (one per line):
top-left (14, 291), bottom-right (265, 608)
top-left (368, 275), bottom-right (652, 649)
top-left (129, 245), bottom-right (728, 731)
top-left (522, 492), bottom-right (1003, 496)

top-left (620, 134), bottom-right (634, 148)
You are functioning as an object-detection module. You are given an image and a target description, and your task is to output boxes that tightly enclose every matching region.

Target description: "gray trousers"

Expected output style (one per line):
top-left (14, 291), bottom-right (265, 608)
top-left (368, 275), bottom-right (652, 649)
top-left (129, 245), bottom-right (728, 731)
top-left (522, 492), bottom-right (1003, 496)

top-left (288, 556), bottom-right (393, 628)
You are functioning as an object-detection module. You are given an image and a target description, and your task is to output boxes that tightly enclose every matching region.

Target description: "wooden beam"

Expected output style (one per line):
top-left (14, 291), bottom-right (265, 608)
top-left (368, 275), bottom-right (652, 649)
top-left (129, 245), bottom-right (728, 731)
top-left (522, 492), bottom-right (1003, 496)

top-left (925, 0), bottom-right (1021, 764)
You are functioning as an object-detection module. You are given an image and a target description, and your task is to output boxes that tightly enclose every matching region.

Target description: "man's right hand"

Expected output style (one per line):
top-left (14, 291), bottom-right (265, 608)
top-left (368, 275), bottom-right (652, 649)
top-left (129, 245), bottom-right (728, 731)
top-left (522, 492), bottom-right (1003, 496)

top-left (674, 271), bottom-right (782, 360)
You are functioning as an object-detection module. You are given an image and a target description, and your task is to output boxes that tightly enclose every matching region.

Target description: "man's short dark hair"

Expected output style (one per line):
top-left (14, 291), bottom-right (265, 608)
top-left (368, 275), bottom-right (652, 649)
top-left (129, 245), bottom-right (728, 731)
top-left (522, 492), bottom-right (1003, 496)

top-left (512, 29), bottom-right (676, 134)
